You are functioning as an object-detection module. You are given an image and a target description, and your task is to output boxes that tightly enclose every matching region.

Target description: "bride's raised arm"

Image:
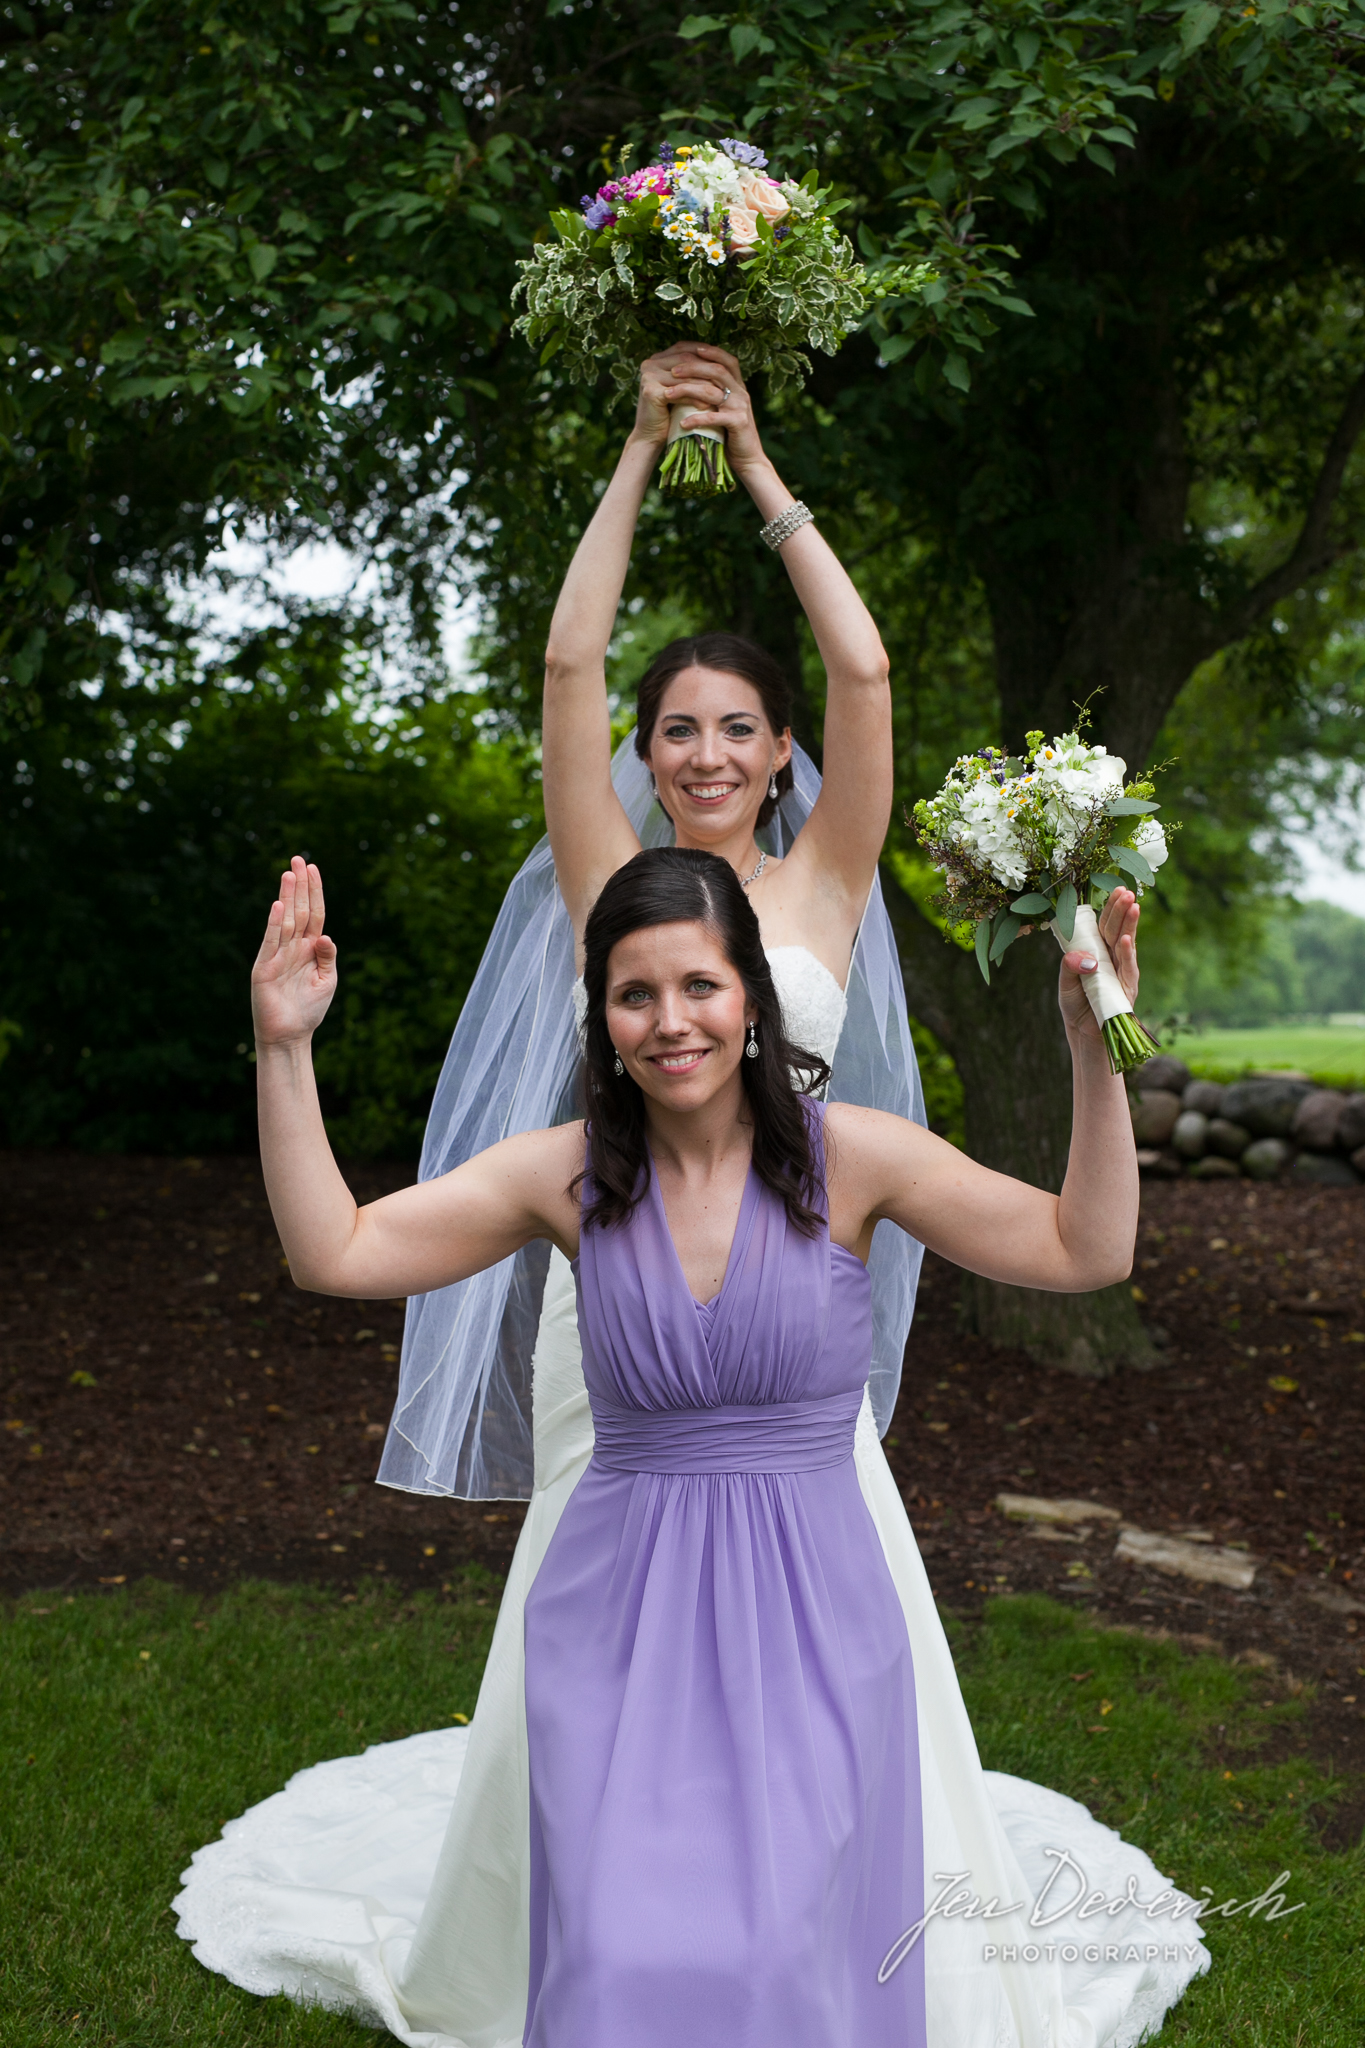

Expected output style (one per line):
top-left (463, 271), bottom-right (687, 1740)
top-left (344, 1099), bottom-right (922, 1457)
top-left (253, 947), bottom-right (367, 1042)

top-left (674, 347), bottom-right (894, 936)
top-left (542, 342), bottom-right (892, 950)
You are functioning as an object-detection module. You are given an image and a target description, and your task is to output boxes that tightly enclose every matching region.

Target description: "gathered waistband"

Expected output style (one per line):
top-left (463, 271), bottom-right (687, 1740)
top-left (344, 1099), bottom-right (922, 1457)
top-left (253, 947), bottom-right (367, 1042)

top-left (589, 1389), bottom-right (862, 1475)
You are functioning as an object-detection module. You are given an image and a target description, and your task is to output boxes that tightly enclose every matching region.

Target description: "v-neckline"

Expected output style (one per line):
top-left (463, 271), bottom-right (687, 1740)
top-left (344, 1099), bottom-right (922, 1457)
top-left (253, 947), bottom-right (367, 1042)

top-left (647, 1148), bottom-right (759, 1317)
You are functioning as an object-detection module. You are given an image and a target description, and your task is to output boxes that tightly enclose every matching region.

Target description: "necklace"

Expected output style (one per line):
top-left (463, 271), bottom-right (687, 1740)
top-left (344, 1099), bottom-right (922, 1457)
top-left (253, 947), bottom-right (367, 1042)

top-left (738, 851), bottom-right (767, 891)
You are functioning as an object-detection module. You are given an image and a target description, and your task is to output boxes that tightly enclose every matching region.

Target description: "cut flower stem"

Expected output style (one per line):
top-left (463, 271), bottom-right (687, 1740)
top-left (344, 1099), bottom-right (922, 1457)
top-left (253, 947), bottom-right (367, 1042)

top-left (657, 431), bottom-right (736, 496)
top-left (1101, 1009), bottom-right (1161, 1076)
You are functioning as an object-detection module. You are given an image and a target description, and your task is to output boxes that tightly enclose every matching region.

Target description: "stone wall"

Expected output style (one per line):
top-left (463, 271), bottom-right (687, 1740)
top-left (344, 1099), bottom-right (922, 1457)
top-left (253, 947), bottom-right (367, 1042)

top-left (1127, 1054), bottom-right (1365, 1186)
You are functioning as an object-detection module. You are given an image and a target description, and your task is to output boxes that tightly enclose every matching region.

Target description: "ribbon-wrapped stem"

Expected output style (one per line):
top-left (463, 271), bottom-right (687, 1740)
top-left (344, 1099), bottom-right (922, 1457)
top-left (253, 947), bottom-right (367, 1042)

top-left (1053, 903), bottom-right (1159, 1076)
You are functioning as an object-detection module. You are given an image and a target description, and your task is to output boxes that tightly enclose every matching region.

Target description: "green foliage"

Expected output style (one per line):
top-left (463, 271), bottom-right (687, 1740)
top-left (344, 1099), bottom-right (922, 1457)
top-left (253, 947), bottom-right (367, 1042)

top-left (1145, 900), bottom-right (1365, 1030)
top-left (909, 1016), bottom-right (965, 1149)
top-left (0, 0), bottom-right (557, 710)
top-left (4, 1), bottom-right (1365, 1167)
top-left (677, 1), bottom-right (1365, 389)
top-left (0, 630), bottom-right (542, 1155)
top-left (513, 171), bottom-right (865, 403)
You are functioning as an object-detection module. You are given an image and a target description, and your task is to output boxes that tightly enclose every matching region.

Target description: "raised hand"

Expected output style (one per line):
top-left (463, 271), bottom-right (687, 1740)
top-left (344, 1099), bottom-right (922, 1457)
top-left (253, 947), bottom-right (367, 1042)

top-left (631, 342), bottom-right (768, 479)
top-left (1058, 886), bottom-right (1141, 1043)
top-left (251, 857), bottom-right (338, 1048)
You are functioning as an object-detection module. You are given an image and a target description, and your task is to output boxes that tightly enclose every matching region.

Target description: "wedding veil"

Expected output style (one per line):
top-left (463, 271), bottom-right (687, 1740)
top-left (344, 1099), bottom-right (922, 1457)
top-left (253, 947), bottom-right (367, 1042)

top-left (377, 735), bottom-right (926, 1499)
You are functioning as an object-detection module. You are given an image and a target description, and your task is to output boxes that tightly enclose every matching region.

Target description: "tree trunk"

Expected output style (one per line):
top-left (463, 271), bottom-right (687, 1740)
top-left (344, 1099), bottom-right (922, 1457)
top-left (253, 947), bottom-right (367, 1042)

top-left (883, 868), bottom-right (1153, 1379)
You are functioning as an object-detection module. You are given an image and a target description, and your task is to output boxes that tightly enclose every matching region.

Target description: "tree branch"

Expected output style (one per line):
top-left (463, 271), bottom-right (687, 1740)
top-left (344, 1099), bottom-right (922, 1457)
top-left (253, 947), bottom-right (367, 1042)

top-left (1222, 366), bottom-right (1365, 639)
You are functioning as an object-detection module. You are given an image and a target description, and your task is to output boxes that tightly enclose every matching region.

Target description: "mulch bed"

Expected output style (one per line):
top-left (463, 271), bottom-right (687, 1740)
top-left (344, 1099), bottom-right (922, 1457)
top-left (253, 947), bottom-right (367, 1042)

top-left (3, 1150), bottom-right (1362, 1837)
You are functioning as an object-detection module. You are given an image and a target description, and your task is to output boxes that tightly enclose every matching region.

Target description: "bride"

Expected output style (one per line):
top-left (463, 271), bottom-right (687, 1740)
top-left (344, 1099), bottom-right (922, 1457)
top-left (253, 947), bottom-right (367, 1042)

top-left (174, 353), bottom-right (1210, 2045)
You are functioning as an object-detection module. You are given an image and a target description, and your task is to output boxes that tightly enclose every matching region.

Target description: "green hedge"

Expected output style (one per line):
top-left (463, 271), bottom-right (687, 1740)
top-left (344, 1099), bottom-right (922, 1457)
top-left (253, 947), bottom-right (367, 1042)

top-left (0, 634), bottom-right (541, 1156)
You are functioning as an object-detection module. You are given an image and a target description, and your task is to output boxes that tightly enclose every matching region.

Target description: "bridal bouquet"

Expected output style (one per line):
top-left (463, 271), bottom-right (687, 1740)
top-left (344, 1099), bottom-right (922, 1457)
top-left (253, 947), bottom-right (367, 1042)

top-left (511, 137), bottom-right (866, 494)
top-left (912, 730), bottom-right (1169, 1074)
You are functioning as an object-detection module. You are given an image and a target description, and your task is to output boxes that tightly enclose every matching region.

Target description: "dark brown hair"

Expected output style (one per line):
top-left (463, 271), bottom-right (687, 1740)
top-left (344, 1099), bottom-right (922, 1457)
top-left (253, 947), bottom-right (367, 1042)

top-left (575, 847), bottom-right (829, 1234)
top-left (633, 632), bottom-right (794, 830)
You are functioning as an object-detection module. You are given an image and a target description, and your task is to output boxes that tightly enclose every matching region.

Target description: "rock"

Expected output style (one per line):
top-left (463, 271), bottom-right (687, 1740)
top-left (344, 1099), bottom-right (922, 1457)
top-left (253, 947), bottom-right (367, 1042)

top-left (1171, 1109), bottom-right (1208, 1158)
top-left (1182, 1079), bottom-right (1226, 1116)
top-left (1115, 1525), bottom-right (1257, 1590)
top-left (1353, 1144), bottom-right (1365, 1177)
top-left (1241, 1136), bottom-right (1292, 1180)
top-left (1129, 1089), bottom-right (1182, 1145)
top-left (1305, 1584), bottom-right (1365, 1617)
top-left (1189, 1154), bottom-right (1240, 1179)
top-left (995, 1494), bottom-right (1122, 1526)
top-left (1338, 1093), bottom-right (1365, 1153)
top-left (1220, 1076), bottom-right (1314, 1137)
top-left (1135, 1149), bottom-right (1182, 1178)
top-left (1206, 1117), bottom-right (1252, 1159)
top-left (1292, 1152), bottom-right (1360, 1187)
top-left (1129, 1054), bottom-right (1193, 1094)
top-left (1291, 1088), bottom-right (1346, 1152)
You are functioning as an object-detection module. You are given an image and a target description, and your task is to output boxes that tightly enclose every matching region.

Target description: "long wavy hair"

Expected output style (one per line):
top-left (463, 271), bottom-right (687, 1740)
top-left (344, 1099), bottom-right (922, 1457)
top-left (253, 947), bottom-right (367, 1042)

top-left (575, 847), bottom-right (830, 1235)
top-left (633, 632), bottom-right (794, 831)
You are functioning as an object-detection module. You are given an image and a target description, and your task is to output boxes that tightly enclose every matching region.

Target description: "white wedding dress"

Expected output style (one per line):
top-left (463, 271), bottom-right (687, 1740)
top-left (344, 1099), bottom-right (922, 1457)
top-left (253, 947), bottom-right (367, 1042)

top-left (175, 950), bottom-right (1209, 2047)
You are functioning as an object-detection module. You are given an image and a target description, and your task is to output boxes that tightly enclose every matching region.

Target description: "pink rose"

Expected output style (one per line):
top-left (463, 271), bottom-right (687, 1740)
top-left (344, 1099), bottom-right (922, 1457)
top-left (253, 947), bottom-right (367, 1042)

top-left (727, 202), bottom-right (760, 249)
top-left (742, 173), bottom-right (790, 224)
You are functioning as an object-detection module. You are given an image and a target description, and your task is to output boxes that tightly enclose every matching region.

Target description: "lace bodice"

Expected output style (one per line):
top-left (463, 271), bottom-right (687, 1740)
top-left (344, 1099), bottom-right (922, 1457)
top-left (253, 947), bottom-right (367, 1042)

top-left (765, 947), bottom-right (848, 1070)
top-left (571, 947), bottom-right (848, 1070)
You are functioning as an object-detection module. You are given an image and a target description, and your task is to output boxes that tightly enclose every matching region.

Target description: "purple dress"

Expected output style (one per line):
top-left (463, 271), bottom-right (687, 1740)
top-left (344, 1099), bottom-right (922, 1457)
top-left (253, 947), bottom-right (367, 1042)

top-left (522, 1111), bottom-right (926, 2048)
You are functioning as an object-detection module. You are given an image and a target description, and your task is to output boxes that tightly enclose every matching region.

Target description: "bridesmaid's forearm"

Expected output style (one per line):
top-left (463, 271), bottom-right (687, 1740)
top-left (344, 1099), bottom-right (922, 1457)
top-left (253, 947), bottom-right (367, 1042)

top-left (255, 1037), bottom-right (362, 1293)
top-left (1054, 1035), bottom-right (1139, 1287)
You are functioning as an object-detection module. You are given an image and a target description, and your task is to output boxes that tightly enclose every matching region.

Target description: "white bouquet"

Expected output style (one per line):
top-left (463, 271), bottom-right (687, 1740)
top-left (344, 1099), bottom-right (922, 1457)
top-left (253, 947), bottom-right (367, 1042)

top-left (912, 729), bottom-right (1168, 1074)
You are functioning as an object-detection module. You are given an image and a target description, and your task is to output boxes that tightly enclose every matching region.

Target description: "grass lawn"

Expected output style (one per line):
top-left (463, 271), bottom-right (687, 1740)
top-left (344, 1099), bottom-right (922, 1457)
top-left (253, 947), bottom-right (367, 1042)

top-left (3, 1579), bottom-right (1361, 2045)
top-left (1179, 1023), bottom-right (1365, 1088)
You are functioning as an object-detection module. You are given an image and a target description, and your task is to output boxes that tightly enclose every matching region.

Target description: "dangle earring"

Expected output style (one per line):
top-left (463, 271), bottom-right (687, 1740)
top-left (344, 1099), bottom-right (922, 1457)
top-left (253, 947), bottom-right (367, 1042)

top-left (768, 771), bottom-right (779, 801)
top-left (648, 772), bottom-right (658, 798)
top-left (613, 1050), bottom-right (625, 1076)
top-left (744, 1023), bottom-right (759, 1060)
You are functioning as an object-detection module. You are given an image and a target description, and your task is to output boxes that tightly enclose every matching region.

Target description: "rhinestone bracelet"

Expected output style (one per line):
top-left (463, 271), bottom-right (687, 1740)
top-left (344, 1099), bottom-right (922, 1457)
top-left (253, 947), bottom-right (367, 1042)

top-left (759, 501), bottom-right (815, 551)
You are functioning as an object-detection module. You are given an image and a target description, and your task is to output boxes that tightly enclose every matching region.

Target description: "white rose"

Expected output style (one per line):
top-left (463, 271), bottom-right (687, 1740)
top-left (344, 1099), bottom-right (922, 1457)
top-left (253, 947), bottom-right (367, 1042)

top-left (1131, 818), bottom-right (1168, 871)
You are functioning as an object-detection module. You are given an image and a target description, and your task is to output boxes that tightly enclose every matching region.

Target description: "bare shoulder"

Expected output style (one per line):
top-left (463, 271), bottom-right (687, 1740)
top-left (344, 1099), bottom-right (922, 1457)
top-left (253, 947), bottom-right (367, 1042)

top-left (822, 1100), bottom-right (923, 1161)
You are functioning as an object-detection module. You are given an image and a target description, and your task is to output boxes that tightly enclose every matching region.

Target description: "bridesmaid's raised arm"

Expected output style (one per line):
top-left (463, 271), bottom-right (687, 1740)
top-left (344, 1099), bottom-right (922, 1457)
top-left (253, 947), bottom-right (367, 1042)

top-left (828, 892), bottom-right (1143, 1293)
top-left (252, 859), bottom-right (581, 1299)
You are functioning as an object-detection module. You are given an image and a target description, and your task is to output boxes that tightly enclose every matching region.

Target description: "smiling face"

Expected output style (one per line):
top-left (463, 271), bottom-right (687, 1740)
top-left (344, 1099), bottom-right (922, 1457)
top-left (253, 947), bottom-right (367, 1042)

top-left (643, 667), bottom-right (793, 849)
top-left (605, 920), bottom-right (755, 1112)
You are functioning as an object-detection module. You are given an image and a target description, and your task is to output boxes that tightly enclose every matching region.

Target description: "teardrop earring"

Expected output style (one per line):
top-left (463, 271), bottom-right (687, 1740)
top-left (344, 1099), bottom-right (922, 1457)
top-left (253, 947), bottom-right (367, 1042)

top-left (768, 771), bottom-right (778, 801)
top-left (648, 772), bottom-right (658, 798)
top-left (744, 1022), bottom-right (759, 1060)
top-left (613, 1051), bottom-right (625, 1076)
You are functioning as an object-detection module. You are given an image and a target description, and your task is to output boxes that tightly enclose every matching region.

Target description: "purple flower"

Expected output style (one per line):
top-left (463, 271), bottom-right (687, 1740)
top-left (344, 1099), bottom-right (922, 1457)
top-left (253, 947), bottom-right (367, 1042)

top-left (657, 142), bottom-right (676, 167)
top-left (580, 196), bottom-right (617, 230)
top-left (719, 136), bottom-right (768, 169)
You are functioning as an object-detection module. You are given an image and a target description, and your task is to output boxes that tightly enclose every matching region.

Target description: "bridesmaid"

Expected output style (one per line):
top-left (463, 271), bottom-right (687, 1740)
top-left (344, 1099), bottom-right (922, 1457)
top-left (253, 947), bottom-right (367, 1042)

top-left (249, 844), bottom-right (1143, 2048)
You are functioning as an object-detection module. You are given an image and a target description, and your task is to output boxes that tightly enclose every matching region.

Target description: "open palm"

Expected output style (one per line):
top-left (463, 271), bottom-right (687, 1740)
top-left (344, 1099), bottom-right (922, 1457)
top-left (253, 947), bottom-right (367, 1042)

top-left (251, 857), bottom-right (338, 1046)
